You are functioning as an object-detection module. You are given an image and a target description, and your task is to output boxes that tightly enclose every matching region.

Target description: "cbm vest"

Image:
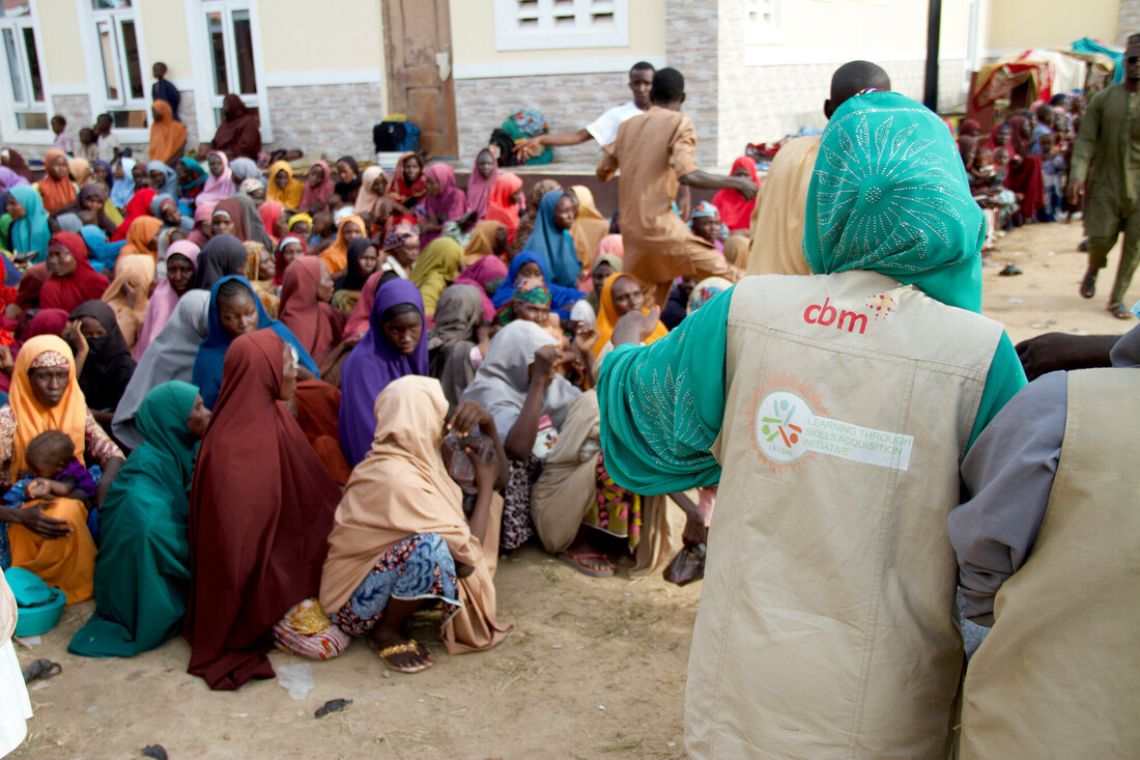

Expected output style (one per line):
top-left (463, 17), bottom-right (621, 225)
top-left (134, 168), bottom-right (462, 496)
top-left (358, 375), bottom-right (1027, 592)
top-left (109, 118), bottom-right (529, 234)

top-left (686, 271), bottom-right (1002, 759)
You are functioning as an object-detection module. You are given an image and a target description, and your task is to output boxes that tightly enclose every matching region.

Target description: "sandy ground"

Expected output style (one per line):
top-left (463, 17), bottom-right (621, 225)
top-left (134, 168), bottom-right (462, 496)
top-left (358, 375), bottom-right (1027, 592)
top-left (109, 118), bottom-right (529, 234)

top-left (9, 221), bottom-right (1137, 760)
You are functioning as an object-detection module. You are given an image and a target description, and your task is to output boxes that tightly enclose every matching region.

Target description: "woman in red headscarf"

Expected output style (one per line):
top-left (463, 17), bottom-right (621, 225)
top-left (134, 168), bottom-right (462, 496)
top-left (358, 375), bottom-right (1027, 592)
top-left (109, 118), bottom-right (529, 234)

top-left (278, 257), bottom-right (343, 364)
top-left (712, 156), bottom-right (761, 234)
top-left (996, 115), bottom-right (1044, 223)
top-left (111, 187), bottom-right (157, 242)
top-left (185, 329), bottom-right (340, 690)
top-left (483, 172), bottom-right (524, 244)
top-left (39, 233), bottom-right (111, 313)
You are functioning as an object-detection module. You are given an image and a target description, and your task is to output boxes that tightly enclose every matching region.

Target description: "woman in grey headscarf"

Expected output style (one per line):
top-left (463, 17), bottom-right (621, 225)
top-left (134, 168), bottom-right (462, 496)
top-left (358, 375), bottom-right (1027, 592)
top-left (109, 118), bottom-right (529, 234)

top-left (427, 284), bottom-right (486, 409)
top-left (111, 290), bottom-right (210, 449)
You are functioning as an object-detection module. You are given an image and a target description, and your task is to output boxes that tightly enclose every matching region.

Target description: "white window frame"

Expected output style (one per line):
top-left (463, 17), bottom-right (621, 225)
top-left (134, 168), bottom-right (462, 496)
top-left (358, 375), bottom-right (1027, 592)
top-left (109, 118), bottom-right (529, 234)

top-left (0, 1), bottom-right (52, 144)
top-left (493, 0), bottom-right (629, 51)
top-left (75, 0), bottom-right (152, 143)
top-left (746, 0), bottom-right (783, 45)
top-left (185, 0), bottom-right (272, 145)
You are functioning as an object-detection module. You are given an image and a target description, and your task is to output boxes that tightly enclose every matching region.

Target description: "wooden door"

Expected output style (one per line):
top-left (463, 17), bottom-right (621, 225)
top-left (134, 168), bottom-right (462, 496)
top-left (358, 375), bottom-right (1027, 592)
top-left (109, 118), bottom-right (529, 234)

top-left (383, 0), bottom-right (458, 159)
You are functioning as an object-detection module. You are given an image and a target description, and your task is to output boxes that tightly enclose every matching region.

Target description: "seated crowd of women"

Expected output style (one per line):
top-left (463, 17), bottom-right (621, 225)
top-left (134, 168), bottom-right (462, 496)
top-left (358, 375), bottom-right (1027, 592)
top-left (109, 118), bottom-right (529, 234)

top-left (0, 140), bottom-right (745, 686)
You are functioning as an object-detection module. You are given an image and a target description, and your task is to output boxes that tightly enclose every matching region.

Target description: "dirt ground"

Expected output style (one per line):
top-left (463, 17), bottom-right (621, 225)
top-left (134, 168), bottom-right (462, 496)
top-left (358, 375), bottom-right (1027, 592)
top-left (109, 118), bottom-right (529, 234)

top-left (9, 221), bottom-right (1137, 760)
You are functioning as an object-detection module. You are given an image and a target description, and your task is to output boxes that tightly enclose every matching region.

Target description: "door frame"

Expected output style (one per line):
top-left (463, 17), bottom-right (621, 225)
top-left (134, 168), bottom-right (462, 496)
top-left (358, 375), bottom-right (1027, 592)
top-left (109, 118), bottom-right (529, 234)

top-left (381, 0), bottom-right (458, 158)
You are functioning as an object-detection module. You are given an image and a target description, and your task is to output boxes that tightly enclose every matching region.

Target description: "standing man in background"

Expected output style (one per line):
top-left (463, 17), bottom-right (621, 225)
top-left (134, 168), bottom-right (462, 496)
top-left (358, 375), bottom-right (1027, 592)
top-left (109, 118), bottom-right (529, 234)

top-left (596, 68), bottom-right (756, 307)
top-left (152, 62), bottom-right (182, 122)
top-left (747, 60), bottom-right (891, 276)
top-left (1069, 33), bottom-right (1140, 320)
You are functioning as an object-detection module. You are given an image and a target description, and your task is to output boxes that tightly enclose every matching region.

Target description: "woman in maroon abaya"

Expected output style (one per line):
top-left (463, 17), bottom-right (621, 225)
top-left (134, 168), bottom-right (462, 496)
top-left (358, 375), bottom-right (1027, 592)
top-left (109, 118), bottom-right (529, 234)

top-left (184, 329), bottom-right (340, 690)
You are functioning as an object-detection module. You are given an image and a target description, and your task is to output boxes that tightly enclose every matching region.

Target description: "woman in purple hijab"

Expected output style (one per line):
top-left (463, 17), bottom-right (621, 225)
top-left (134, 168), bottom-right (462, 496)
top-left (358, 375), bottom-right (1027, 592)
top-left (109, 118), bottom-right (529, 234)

top-left (337, 279), bottom-right (429, 467)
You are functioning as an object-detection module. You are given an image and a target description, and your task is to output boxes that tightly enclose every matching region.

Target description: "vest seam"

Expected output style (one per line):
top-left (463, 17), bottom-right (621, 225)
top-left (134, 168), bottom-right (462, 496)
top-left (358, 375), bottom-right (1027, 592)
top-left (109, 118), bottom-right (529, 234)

top-left (702, 487), bottom-right (751, 757)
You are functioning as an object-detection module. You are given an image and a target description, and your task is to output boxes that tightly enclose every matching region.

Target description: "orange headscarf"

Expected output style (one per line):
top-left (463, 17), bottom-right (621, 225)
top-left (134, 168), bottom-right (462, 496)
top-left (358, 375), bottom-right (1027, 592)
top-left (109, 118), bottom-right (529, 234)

top-left (38, 150), bottom-right (77, 213)
top-left (102, 253), bottom-right (155, 348)
top-left (9, 335), bottom-right (87, 480)
top-left (120, 216), bottom-right (164, 259)
top-left (593, 272), bottom-right (668, 358)
top-left (148, 101), bottom-right (187, 164)
top-left (319, 214), bottom-right (365, 275)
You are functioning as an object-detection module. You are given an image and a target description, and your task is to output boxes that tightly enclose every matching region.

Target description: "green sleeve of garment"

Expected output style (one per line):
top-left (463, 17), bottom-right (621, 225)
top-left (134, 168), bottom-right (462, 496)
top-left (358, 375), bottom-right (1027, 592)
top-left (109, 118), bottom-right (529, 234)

top-left (967, 332), bottom-right (1027, 451)
top-left (1069, 89), bottom-right (1104, 184)
top-left (596, 287), bottom-right (733, 495)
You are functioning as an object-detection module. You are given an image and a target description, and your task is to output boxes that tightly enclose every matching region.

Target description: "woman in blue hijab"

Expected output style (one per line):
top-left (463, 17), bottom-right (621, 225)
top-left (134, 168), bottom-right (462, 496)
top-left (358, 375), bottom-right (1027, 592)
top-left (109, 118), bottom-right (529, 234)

top-left (110, 158), bottom-right (136, 210)
top-left (146, 161), bottom-right (179, 199)
top-left (6, 185), bottom-right (51, 263)
top-left (521, 190), bottom-right (581, 288)
top-left (491, 251), bottom-right (584, 320)
top-left (191, 275), bottom-right (318, 408)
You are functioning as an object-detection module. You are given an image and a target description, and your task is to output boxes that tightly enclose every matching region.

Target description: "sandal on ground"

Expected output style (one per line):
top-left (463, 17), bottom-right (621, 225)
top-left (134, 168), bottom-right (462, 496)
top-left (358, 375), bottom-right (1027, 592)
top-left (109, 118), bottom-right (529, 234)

top-left (1080, 273), bottom-right (1097, 299)
top-left (377, 639), bottom-right (434, 674)
top-left (557, 551), bottom-right (615, 578)
top-left (1107, 302), bottom-right (1133, 320)
top-left (22, 658), bottom-right (61, 684)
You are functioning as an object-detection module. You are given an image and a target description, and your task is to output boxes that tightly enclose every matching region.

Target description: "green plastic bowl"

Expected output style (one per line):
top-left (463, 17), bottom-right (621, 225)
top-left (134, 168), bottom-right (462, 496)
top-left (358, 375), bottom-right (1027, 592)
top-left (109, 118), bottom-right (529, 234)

top-left (5, 568), bottom-right (65, 637)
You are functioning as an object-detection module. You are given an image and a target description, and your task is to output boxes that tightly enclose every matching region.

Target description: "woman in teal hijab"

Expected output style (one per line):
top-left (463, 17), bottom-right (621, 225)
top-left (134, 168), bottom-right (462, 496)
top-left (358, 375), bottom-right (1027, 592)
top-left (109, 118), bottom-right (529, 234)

top-left (595, 91), bottom-right (1025, 493)
top-left (69, 381), bottom-right (210, 657)
top-left (7, 185), bottom-right (51, 262)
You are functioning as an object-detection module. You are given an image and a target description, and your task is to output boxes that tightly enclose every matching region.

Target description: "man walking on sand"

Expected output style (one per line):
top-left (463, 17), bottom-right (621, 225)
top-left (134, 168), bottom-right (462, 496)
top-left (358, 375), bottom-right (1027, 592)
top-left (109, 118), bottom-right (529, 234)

top-left (1069, 33), bottom-right (1140, 320)
top-left (596, 68), bottom-right (757, 307)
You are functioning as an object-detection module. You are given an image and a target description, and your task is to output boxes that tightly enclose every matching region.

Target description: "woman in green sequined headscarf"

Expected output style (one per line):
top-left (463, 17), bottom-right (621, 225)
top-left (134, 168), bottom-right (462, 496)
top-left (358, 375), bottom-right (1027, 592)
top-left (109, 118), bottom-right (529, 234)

top-left (803, 91), bottom-right (986, 312)
top-left (594, 90), bottom-right (1024, 494)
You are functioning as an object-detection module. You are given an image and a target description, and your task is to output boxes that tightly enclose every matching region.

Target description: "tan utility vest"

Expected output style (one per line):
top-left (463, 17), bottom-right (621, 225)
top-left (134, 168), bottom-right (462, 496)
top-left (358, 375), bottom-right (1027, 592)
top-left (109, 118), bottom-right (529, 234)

top-left (686, 271), bottom-right (1002, 759)
top-left (959, 368), bottom-right (1140, 759)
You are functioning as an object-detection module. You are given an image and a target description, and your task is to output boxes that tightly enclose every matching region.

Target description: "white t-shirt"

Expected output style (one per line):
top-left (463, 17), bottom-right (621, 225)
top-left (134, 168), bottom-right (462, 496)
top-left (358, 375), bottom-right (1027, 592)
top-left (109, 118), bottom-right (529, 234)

top-left (584, 102), bottom-right (644, 147)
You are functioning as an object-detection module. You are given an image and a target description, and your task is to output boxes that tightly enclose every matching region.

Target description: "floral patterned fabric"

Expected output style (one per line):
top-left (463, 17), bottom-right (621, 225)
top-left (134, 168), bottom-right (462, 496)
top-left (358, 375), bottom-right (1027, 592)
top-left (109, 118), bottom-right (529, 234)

top-left (582, 451), bottom-right (641, 551)
top-left (500, 455), bottom-right (542, 551)
top-left (331, 533), bottom-right (459, 638)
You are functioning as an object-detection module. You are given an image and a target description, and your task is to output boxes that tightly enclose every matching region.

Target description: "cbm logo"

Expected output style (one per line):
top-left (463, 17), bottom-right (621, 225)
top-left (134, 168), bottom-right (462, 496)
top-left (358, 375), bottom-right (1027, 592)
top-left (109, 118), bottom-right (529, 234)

top-left (802, 297), bottom-right (868, 335)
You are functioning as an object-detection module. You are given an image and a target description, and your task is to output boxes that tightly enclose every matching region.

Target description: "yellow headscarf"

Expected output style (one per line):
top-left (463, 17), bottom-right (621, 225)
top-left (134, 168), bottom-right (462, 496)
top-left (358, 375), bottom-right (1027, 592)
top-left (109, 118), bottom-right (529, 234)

top-left (411, 237), bottom-right (464, 317)
top-left (266, 160), bottom-right (304, 210)
top-left (593, 272), bottom-right (668, 358)
top-left (9, 336), bottom-right (87, 480)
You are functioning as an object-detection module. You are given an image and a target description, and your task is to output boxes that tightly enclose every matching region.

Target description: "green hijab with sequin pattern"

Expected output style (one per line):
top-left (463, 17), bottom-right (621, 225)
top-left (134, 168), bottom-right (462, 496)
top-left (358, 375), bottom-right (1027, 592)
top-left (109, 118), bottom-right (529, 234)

top-left (803, 91), bottom-right (985, 313)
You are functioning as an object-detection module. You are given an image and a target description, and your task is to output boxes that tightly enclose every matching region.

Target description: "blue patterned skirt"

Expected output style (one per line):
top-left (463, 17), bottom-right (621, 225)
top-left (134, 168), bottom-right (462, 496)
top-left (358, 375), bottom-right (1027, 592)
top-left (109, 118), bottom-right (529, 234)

top-left (332, 533), bottom-right (460, 637)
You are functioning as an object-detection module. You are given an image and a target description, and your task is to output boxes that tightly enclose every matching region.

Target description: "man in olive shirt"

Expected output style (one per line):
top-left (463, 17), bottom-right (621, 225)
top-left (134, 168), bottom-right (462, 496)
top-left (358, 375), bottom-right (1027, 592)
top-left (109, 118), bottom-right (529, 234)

top-left (1069, 33), bottom-right (1140, 319)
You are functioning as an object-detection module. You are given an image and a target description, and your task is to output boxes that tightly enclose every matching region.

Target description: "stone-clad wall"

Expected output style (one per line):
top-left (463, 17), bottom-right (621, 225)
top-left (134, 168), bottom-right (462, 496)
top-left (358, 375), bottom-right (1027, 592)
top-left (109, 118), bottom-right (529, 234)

top-left (716, 57), bottom-right (969, 163)
top-left (454, 72), bottom-right (636, 167)
top-left (666, 0), bottom-right (719, 167)
top-left (266, 82), bottom-right (384, 161)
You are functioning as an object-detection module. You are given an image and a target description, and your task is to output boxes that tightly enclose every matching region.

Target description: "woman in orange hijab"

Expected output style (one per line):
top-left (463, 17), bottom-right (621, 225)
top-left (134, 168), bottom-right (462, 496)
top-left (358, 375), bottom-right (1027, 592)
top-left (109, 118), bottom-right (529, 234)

top-left (148, 101), bottom-right (187, 165)
top-left (318, 214), bottom-right (365, 276)
top-left (38, 150), bottom-right (77, 213)
top-left (102, 254), bottom-right (156, 349)
top-left (592, 272), bottom-right (668, 359)
top-left (1, 336), bottom-right (125, 603)
top-left (119, 216), bottom-right (164, 260)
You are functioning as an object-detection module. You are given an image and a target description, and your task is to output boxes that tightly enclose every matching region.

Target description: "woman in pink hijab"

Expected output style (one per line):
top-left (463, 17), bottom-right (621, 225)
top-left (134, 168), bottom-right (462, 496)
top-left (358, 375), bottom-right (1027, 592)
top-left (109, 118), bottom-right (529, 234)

top-left (196, 152), bottom-right (236, 207)
top-left (418, 163), bottom-right (467, 246)
top-left (132, 240), bottom-right (201, 360)
top-left (465, 148), bottom-right (498, 220)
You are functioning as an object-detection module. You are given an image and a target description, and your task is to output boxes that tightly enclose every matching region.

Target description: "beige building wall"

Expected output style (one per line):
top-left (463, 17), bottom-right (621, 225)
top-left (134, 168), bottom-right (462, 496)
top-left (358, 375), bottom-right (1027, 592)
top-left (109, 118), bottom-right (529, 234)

top-left (36, 0), bottom-right (86, 87)
top-left (136, 0), bottom-right (191, 81)
top-left (257, 0), bottom-right (385, 81)
top-left (715, 0), bottom-right (972, 164)
top-left (451, 0), bottom-right (666, 71)
top-left (983, 0), bottom-right (1119, 53)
